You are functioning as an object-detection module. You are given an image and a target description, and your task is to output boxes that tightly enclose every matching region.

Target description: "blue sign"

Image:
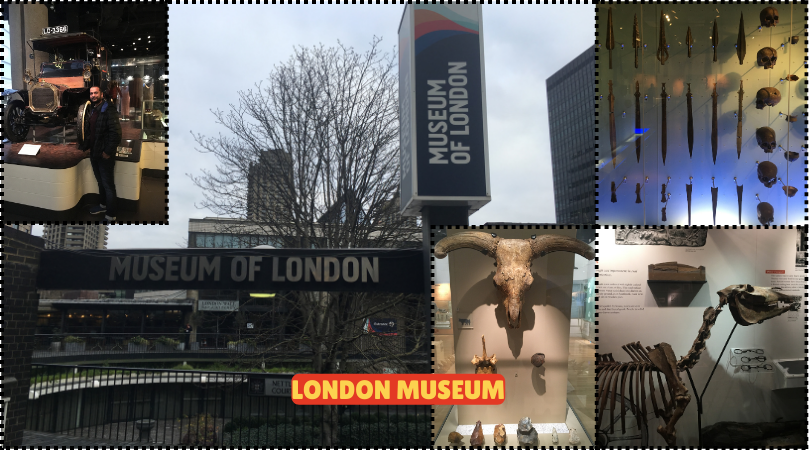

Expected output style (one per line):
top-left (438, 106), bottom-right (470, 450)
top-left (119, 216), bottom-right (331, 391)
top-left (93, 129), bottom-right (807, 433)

top-left (398, 4), bottom-right (490, 216)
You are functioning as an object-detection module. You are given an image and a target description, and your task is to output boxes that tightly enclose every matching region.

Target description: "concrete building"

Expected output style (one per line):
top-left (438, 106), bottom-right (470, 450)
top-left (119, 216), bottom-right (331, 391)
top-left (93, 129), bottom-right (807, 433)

top-left (546, 48), bottom-right (595, 224)
top-left (246, 149), bottom-right (293, 222)
top-left (43, 224), bottom-right (108, 250)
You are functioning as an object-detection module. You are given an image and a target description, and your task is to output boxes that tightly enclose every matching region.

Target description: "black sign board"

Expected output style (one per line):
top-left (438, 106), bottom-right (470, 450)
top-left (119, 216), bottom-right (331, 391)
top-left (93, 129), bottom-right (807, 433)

top-left (37, 248), bottom-right (423, 293)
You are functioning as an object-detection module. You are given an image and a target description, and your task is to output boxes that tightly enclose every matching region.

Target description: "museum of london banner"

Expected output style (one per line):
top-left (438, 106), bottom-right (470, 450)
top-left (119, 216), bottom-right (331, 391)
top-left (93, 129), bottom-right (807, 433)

top-left (37, 248), bottom-right (423, 293)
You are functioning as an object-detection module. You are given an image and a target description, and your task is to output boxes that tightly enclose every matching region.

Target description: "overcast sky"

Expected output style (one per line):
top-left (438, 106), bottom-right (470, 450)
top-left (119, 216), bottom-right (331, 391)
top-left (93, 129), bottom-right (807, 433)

top-left (32, 5), bottom-right (594, 248)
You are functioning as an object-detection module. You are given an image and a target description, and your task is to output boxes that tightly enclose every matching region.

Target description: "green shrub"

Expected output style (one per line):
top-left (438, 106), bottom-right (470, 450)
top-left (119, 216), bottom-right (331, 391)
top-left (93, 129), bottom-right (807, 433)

top-left (64, 336), bottom-right (85, 343)
top-left (129, 336), bottom-right (148, 345)
top-left (156, 336), bottom-right (180, 346)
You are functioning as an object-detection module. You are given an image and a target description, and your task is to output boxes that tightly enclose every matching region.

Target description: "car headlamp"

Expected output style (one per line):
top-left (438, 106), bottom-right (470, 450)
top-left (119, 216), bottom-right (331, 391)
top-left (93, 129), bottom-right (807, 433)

top-left (83, 70), bottom-right (92, 81)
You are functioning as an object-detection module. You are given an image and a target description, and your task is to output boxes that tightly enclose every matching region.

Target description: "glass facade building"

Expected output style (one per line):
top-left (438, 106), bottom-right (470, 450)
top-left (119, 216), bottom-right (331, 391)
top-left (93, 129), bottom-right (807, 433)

top-left (546, 48), bottom-right (595, 224)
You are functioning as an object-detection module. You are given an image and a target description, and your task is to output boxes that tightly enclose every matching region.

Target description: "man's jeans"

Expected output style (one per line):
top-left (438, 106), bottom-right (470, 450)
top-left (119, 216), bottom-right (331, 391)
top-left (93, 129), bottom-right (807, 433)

top-left (91, 157), bottom-right (117, 217)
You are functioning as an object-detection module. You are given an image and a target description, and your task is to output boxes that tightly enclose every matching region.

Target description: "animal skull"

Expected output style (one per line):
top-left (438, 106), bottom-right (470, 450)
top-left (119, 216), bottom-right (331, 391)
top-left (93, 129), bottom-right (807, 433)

top-left (757, 161), bottom-right (778, 188)
top-left (755, 127), bottom-right (776, 152)
top-left (756, 201), bottom-right (774, 225)
top-left (435, 231), bottom-right (594, 329)
top-left (760, 7), bottom-right (778, 28)
top-left (755, 87), bottom-right (781, 109)
top-left (756, 47), bottom-right (778, 69)
top-left (717, 284), bottom-right (798, 326)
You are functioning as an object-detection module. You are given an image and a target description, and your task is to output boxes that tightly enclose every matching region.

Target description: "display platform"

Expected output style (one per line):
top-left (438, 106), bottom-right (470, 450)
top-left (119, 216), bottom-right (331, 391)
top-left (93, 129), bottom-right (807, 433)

top-left (434, 403), bottom-right (591, 447)
top-left (3, 122), bottom-right (166, 221)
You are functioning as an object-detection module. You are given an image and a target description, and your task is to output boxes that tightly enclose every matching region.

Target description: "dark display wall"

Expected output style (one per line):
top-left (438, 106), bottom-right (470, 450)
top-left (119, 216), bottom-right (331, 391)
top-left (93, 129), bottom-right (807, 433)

top-left (597, 4), bottom-right (807, 225)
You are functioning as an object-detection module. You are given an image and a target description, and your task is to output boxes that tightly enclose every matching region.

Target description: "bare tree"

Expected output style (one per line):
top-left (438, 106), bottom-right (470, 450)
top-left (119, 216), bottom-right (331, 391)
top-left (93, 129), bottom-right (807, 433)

top-left (190, 38), bottom-right (428, 446)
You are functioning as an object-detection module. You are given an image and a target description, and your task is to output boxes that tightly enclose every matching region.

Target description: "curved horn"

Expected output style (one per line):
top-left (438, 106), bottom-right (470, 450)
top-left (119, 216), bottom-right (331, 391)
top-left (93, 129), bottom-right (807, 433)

top-left (435, 232), bottom-right (499, 259)
top-left (529, 235), bottom-right (595, 260)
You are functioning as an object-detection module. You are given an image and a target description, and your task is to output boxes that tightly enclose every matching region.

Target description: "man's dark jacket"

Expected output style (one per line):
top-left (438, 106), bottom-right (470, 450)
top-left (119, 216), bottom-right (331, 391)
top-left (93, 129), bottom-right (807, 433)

top-left (78, 100), bottom-right (122, 158)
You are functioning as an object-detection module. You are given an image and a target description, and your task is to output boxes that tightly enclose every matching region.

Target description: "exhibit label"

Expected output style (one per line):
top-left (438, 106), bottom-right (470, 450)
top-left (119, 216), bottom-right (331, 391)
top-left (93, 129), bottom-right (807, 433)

top-left (37, 248), bottom-right (423, 293)
top-left (398, 4), bottom-right (490, 215)
top-left (291, 374), bottom-right (505, 405)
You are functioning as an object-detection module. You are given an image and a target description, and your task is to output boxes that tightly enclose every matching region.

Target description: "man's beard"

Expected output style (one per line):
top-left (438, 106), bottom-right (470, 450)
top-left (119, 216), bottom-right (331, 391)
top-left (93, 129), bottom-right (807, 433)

top-left (91, 97), bottom-right (102, 105)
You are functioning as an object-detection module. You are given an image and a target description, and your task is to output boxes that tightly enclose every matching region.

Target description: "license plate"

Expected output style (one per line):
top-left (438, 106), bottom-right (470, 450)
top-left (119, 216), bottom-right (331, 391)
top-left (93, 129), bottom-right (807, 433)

top-left (42, 25), bottom-right (68, 35)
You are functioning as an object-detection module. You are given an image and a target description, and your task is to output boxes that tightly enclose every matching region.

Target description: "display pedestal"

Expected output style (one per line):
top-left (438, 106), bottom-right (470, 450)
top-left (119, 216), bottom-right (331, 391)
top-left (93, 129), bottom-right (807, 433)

top-left (435, 404), bottom-right (592, 447)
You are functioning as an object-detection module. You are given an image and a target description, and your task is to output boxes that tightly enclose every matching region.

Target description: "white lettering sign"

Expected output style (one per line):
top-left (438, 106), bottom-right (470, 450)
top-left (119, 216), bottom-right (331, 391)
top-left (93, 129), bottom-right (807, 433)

top-left (198, 300), bottom-right (239, 312)
top-left (108, 256), bottom-right (379, 284)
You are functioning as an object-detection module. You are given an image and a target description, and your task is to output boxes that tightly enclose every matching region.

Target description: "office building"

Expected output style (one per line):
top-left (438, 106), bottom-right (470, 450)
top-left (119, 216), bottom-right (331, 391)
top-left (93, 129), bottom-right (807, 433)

top-left (43, 224), bottom-right (108, 250)
top-left (546, 48), bottom-right (595, 224)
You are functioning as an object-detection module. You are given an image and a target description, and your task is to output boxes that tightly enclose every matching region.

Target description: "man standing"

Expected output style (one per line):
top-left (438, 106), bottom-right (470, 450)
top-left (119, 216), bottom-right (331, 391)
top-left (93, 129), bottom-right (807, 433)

top-left (79, 86), bottom-right (122, 221)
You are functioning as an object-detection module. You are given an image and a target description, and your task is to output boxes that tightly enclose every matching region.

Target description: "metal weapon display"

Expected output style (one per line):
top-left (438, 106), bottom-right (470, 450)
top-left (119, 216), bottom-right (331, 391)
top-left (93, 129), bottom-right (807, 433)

top-left (635, 81), bottom-right (641, 163)
top-left (711, 83), bottom-right (718, 164)
top-left (686, 83), bottom-right (694, 158)
top-left (607, 7), bottom-right (615, 69)
top-left (609, 80), bottom-right (617, 167)
top-left (686, 182), bottom-right (693, 226)
top-left (737, 13), bottom-right (746, 64)
top-left (686, 27), bottom-right (693, 58)
top-left (661, 83), bottom-right (667, 165)
top-left (711, 179), bottom-right (719, 225)
top-left (632, 14), bottom-right (640, 69)
top-left (737, 81), bottom-right (744, 159)
top-left (657, 11), bottom-right (669, 65)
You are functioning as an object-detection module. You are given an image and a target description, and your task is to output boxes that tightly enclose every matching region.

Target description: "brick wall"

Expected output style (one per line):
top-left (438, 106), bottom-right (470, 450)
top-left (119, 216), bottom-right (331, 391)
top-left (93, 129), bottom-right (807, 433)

top-left (2, 226), bottom-right (45, 446)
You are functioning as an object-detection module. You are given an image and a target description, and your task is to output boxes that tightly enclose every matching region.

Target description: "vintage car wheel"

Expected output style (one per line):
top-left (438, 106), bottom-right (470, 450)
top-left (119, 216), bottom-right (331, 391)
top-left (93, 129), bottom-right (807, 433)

top-left (3, 100), bottom-right (30, 142)
top-left (76, 101), bottom-right (91, 147)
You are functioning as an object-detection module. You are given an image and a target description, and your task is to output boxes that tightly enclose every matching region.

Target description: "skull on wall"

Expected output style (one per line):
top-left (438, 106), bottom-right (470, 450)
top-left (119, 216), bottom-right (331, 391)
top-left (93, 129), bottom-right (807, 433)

top-left (757, 161), bottom-right (778, 187)
top-left (755, 127), bottom-right (776, 152)
top-left (755, 87), bottom-right (781, 109)
top-left (756, 47), bottom-right (778, 69)
top-left (760, 7), bottom-right (778, 27)
top-left (756, 202), bottom-right (774, 225)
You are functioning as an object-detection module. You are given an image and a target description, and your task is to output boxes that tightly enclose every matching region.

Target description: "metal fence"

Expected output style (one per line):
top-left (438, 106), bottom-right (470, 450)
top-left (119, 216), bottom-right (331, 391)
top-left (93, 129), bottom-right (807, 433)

top-left (26, 364), bottom-right (431, 446)
top-left (32, 333), bottom-right (423, 361)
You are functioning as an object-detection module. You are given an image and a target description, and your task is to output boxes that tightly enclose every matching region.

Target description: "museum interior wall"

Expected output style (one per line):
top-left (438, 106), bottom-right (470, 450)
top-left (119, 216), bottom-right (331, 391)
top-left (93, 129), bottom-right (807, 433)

top-left (597, 4), bottom-right (806, 225)
top-left (597, 228), bottom-right (805, 446)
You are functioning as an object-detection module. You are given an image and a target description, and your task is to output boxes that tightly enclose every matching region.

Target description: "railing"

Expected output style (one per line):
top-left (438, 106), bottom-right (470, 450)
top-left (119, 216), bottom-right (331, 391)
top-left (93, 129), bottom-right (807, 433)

top-left (32, 333), bottom-right (426, 360)
top-left (26, 364), bottom-right (430, 446)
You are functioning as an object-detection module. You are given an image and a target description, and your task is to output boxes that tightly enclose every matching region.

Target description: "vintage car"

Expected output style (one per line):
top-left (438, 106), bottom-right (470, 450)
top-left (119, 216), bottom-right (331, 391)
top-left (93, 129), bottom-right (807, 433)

top-left (3, 32), bottom-right (111, 143)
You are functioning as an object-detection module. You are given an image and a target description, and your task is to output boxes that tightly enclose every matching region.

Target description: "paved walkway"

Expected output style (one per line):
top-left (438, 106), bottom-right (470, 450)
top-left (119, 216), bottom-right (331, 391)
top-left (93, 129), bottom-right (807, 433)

top-left (23, 430), bottom-right (140, 446)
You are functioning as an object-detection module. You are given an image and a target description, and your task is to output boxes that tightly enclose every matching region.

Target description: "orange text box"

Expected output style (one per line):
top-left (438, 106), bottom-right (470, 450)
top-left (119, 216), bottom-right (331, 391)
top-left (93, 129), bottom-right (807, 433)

top-left (291, 374), bottom-right (505, 405)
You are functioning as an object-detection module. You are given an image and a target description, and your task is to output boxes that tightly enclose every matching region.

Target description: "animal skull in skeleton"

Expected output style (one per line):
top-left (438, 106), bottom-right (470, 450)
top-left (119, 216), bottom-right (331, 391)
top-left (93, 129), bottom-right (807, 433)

top-left (755, 127), bottom-right (776, 152)
top-left (435, 231), bottom-right (594, 329)
top-left (756, 47), bottom-right (778, 69)
top-left (755, 87), bottom-right (781, 109)
top-left (718, 284), bottom-right (798, 325)
top-left (757, 161), bottom-right (778, 188)
top-left (760, 7), bottom-right (778, 27)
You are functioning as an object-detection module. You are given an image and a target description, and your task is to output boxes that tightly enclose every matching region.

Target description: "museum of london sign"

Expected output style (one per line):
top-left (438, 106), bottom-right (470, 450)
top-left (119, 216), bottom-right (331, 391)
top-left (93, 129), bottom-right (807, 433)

top-left (37, 248), bottom-right (423, 293)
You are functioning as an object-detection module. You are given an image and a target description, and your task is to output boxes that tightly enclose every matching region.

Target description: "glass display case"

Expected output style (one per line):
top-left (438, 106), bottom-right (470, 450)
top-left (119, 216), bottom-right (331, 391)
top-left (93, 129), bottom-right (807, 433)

top-left (142, 100), bottom-right (167, 140)
top-left (110, 56), bottom-right (166, 124)
top-left (431, 228), bottom-right (596, 446)
top-left (596, 4), bottom-right (806, 225)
